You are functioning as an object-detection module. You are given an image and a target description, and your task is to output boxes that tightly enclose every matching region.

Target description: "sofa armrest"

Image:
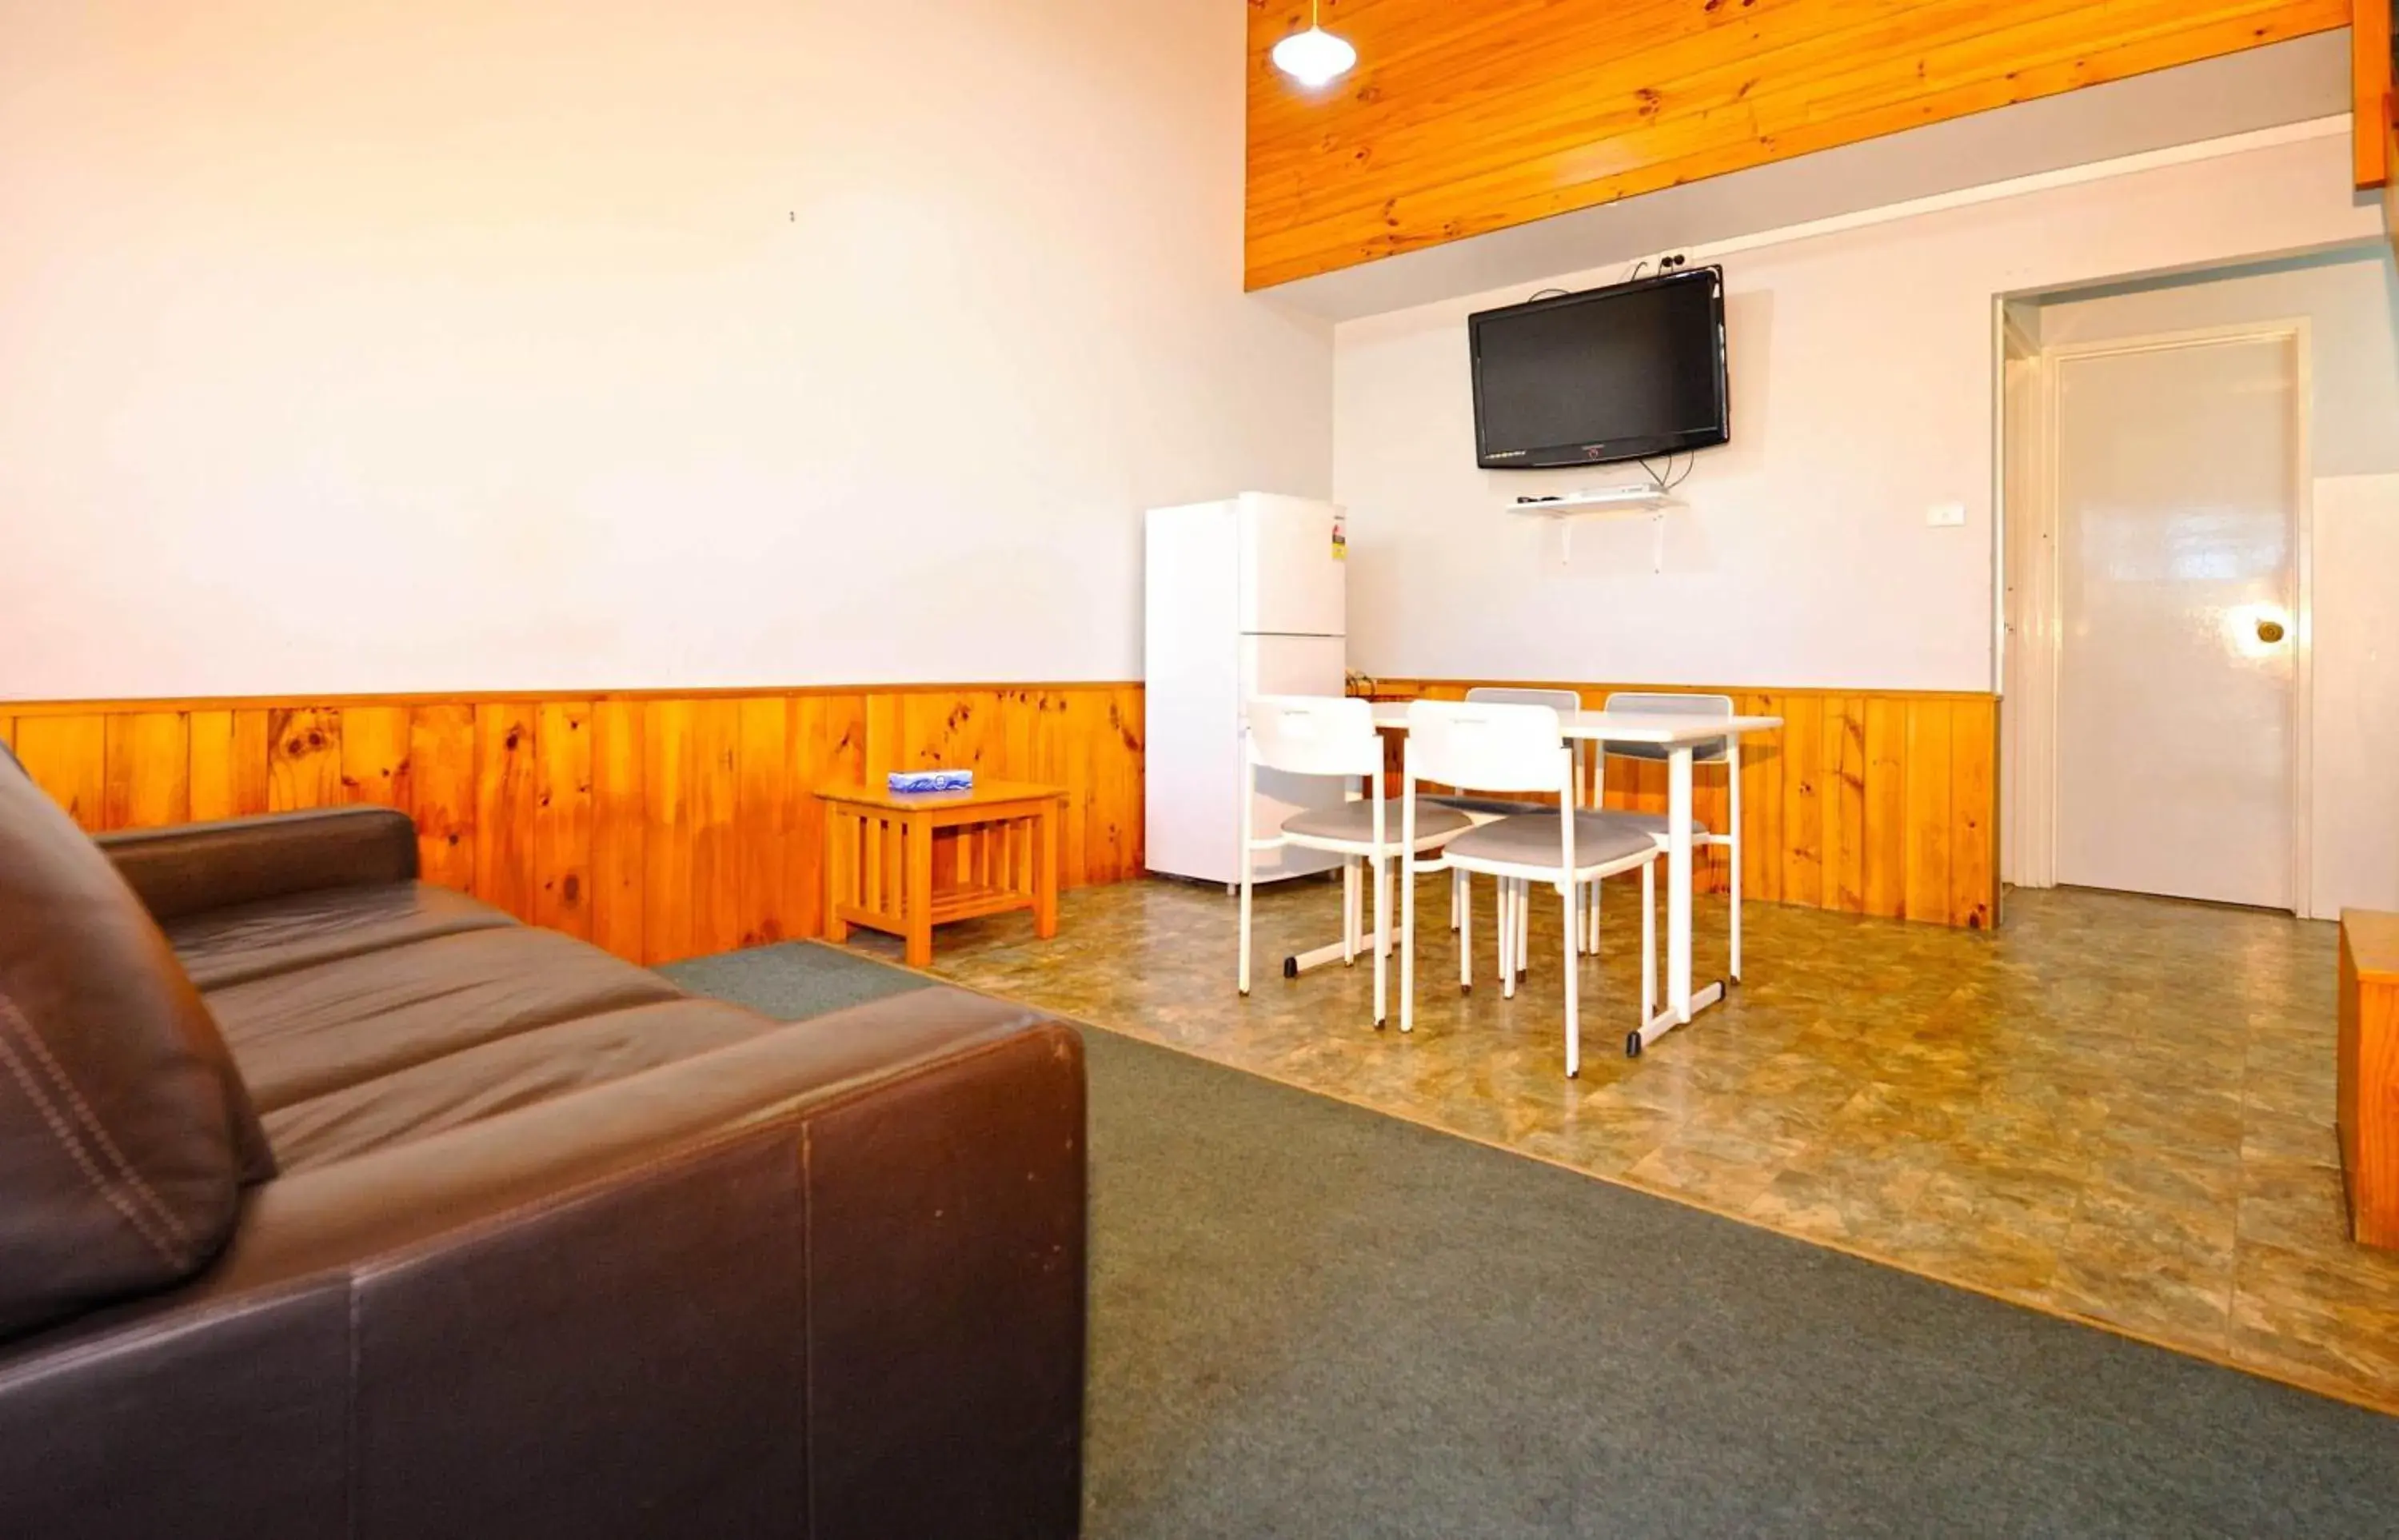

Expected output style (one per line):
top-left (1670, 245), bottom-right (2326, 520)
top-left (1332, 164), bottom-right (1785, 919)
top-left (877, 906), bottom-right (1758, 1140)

top-left (0, 989), bottom-right (1087, 1540)
top-left (96, 806), bottom-right (421, 921)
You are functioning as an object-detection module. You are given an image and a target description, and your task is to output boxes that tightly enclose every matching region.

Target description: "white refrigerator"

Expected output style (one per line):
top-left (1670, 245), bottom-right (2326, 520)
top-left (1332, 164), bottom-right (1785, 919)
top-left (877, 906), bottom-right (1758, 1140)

top-left (1144, 493), bottom-right (1349, 886)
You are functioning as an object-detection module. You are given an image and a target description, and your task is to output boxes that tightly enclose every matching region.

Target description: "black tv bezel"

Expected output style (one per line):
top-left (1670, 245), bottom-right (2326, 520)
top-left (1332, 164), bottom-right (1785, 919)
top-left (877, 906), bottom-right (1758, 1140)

top-left (1468, 265), bottom-right (1730, 471)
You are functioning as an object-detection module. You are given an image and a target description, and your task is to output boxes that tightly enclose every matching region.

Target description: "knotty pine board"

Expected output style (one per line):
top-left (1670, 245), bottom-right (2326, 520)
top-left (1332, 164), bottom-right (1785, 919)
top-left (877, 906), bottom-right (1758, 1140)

top-left (5, 684), bottom-right (1146, 967)
top-left (1244, 0), bottom-right (2345, 288)
top-left (1371, 680), bottom-right (1998, 929)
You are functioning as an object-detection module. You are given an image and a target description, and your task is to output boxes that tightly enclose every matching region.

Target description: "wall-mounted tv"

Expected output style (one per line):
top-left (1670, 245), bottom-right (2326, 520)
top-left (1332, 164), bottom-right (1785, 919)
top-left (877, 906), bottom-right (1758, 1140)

top-left (1469, 265), bottom-right (1730, 469)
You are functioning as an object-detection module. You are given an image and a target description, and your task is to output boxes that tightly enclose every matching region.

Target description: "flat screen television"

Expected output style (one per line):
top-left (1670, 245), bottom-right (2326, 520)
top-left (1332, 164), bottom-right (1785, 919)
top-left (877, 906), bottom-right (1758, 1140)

top-left (1468, 265), bottom-right (1729, 469)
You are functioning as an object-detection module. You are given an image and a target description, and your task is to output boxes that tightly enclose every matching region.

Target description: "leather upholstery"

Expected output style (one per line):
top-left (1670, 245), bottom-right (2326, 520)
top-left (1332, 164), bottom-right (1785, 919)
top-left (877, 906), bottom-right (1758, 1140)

top-left (97, 807), bottom-right (421, 923)
top-left (0, 752), bottom-right (267, 1339)
top-left (206, 926), bottom-right (683, 1112)
top-left (0, 794), bottom-right (1088, 1538)
top-left (261, 997), bottom-right (780, 1171)
top-left (166, 881), bottom-right (517, 991)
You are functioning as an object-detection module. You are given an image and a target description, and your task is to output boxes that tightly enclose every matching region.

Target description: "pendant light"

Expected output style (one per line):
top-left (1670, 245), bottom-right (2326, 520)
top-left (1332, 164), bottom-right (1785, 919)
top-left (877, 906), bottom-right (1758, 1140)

top-left (1272, 0), bottom-right (1357, 89)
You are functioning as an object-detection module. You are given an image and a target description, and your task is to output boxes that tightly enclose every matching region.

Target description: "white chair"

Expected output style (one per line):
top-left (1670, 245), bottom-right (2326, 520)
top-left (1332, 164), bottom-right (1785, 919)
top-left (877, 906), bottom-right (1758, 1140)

top-left (1433, 687), bottom-right (1616, 981)
top-left (1601, 691), bottom-right (1742, 981)
top-left (1239, 695), bottom-right (1471, 1028)
top-left (1400, 700), bottom-right (1659, 1077)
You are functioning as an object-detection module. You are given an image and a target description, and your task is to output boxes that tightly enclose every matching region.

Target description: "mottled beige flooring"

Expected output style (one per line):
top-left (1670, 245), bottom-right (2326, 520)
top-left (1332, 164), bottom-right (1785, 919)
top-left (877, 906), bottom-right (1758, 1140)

top-left (853, 873), bottom-right (2399, 1413)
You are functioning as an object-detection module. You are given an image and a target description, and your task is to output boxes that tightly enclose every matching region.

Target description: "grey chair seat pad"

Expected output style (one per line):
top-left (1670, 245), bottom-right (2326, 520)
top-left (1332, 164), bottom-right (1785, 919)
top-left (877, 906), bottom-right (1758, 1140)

top-left (1425, 793), bottom-right (1552, 819)
top-left (1281, 799), bottom-right (1472, 844)
top-left (1607, 810), bottom-right (1716, 840)
top-left (1444, 811), bottom-right (1659, 870)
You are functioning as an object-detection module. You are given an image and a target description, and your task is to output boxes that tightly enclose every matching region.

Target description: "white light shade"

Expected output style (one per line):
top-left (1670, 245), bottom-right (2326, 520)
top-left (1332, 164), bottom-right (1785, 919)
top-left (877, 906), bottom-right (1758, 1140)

top-left (1271, 26), bottom-right (1357, 89)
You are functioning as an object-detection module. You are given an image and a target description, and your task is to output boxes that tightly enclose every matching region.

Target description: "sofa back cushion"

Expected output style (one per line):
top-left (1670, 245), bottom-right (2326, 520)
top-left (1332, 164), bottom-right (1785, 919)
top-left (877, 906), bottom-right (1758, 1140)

top-left (0, 744), bottom-right (274, 1339)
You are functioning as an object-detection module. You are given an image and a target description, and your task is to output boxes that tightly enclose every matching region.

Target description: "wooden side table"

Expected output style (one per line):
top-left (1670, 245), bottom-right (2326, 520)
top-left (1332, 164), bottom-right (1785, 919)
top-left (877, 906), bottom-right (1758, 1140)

top-left (2340, 909), bottom-right (2399, 1247)
top-left (818, 780), bottom-right (1064, 966)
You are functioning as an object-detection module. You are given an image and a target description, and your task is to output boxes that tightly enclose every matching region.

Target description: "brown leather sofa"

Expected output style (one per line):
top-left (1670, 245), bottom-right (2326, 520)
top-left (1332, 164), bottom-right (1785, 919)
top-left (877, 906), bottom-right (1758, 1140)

top-left (0, 744), bottom-right (1085, 1538)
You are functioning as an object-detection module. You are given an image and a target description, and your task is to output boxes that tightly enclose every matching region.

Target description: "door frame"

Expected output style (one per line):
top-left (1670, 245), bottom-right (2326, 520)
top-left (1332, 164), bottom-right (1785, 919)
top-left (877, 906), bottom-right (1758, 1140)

top-left (2004, 318), bottom-right (2315, 916)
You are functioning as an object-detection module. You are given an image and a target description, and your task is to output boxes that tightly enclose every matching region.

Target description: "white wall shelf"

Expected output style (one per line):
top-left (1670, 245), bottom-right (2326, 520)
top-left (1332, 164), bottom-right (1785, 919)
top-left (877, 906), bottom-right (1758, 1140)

top-left (1507, 487), bottom-right (1684, 568)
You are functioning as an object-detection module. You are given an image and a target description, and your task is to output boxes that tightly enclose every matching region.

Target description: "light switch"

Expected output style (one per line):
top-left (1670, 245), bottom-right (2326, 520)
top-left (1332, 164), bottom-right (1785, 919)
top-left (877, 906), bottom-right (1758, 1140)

top-left (1926, 502), bottom-right (1966, 528)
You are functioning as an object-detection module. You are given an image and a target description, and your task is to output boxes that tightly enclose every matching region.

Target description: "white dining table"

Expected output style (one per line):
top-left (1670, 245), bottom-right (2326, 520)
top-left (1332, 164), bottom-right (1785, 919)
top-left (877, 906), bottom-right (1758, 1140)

top-left (1364, 701), bottom-right (1783, 1054)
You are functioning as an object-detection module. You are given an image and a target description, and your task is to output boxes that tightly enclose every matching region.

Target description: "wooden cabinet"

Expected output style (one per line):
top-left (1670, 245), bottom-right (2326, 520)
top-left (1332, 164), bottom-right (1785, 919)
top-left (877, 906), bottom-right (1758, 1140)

top-left (2339, 909), bottom-right (2399, 1247)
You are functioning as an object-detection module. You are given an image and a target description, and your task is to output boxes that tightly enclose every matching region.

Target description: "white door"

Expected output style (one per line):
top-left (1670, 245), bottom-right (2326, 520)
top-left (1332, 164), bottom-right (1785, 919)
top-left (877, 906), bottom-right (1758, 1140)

top-left (1242, 632), bottom-right (1347, 880)
top-left (1239, 493), bottom-right (1347, 637)
top-left (2052, 330), bottom-right (2301, 909)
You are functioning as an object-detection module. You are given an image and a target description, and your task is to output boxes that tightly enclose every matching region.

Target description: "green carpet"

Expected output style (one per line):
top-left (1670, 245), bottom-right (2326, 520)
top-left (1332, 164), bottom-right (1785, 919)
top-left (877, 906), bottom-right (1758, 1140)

top-left (679, 943), bottom-right (2399, 1537)
top-left (661, 939), bottom-right (934, 1018)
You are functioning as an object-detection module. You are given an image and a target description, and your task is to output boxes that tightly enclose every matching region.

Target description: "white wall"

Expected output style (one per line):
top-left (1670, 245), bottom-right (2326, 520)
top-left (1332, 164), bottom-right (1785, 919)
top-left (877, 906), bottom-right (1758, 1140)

top-left (2030, 256), bottom-right (2399, 916)
top-left (2036, 246), bottom-right (2399, 475)
top-left (1334, 129), bottom-right (2381, 692)
top-left (0, 0), bottom-right (1331, 700)
top-left (2311, 473), bottom-right (2399, 916)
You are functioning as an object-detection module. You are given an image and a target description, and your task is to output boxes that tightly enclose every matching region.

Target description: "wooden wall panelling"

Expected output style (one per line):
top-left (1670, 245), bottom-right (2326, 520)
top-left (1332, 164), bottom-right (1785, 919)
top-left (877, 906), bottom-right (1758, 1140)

top-left (685, 700), bottom-right (744, 958)
top-left (1949, 696), bottom-right (1998, 931)
top-left (410, 704), bottom-right (478, 891)
top-left (734, 696), bottom-right (790, 948)
top-left (1822, 695), bottom-right (1869, 915)
top-left (1778, 695), bottom-right (1826, 910)
top-left (1861, 697), bottom-right (1908, 919)
top-left (1365, 679), bottom-right (1998, 928)
top-left (1087, 686), bottom-right (1146, 884)
top-left (532, 701), bottom-right (593, 939)
top-left (265, 708), bottom-right (341, 812)
top-left (785, 693), bottom-right (866, 945)
top-left (640, 700), bottom-right (695, 967)
top-left (1243, 0), bottom-right (2348, 288)
top-left (3, 683), bottom-right (1146, 965)
top-left (338, 705), bottom-right (412, 812)
top-left (1746, 693), bottom-right (1786, 907)
top-left (1902, 700), bottom-right (1956, 925)
top-left (14, 716), bottom-right (106, 828)
top-left (589, 700), bottom-right (647, 963)
top-left (103, 712), bottom-right (189, 830)
top-left (472, 704), bottom-right (539, 922)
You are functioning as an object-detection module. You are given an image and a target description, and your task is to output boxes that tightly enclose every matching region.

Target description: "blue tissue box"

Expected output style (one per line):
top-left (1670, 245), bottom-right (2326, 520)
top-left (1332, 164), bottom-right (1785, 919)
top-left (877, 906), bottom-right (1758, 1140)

top-left (888, 769), bottom-right (974, 795)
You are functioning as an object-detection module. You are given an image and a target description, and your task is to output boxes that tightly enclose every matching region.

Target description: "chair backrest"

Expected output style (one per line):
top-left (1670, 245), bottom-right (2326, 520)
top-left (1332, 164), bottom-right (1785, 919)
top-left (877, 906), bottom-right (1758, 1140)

top-left (1405, 700), bottom-right (1569, 796)
top-left (1601, 691), bottom-right (1734, 764)
top-left (1245, 695), bottom-right (1383, 779)
top-left (1464, 685), bottom-right (1583, 714)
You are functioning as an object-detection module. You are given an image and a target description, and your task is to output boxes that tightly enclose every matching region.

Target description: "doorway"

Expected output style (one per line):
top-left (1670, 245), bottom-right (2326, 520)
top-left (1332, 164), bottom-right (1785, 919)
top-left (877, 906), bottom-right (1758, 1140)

top-left (2006, 321), bottom-right (2311, 913)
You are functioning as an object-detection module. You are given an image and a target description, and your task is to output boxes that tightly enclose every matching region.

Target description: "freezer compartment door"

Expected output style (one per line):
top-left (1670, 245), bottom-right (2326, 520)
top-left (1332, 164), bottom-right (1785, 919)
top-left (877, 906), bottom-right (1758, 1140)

top-left (1241, 633), bottom-right (1348, 882)
top-left (1238, 493), bottom-right (1347, 638)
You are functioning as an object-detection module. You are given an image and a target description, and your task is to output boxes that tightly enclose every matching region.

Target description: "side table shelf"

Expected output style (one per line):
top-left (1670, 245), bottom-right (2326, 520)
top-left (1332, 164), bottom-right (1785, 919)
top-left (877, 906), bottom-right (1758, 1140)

top-left (818, 780), bottom-right (1065, 967)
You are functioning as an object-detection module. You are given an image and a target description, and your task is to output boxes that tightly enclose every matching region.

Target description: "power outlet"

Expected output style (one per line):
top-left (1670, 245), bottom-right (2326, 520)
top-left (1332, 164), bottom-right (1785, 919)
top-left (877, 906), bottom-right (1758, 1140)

top-left (1926, 502), bottom-right (1966, 528)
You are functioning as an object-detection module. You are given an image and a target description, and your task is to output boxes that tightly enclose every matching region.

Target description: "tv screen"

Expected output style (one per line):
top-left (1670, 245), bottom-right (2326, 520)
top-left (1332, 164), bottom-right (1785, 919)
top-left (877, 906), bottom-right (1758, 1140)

top-left (1469, 266), bottom-right (1729, 469)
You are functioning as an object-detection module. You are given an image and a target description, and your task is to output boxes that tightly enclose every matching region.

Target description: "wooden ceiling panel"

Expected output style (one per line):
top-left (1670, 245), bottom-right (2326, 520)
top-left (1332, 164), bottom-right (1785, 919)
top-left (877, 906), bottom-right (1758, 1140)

top-left (1244, 0), bottom-right (2349, 289)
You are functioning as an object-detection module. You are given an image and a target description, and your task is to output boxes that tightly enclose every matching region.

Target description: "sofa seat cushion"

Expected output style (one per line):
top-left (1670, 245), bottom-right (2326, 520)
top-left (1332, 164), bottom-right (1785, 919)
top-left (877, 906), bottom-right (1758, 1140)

top-left (263, 999), bottom-right (784, 1171)
top-left (207, 928), bottom-right (685, 1113)
top-left (166, 883), bottom-right (516, 991)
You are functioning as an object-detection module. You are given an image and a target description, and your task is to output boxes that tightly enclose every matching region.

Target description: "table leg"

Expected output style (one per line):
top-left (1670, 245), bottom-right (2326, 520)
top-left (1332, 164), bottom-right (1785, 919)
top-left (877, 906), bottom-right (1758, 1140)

top-left (824, 808), bottom-right (850, 944)
top-left (1627, 740), bottom-right (1738, 1056)
top-left (1034, 804), bottom-right (1060, 940)
top-left (1726, 736), bottom-right (1742, 982)
top-left (904, 809), bottom-right (934, 967)
top-left (1668, 744), bottom-right (1692, 1020)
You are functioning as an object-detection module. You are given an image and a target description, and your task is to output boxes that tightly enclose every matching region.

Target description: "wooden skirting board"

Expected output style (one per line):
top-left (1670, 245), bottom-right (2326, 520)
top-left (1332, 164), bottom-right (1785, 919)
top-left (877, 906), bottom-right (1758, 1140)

top-left (1, 684), bottom-right (1144, 967)
top-left (1370, 680), bottom-right (1998, 931)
